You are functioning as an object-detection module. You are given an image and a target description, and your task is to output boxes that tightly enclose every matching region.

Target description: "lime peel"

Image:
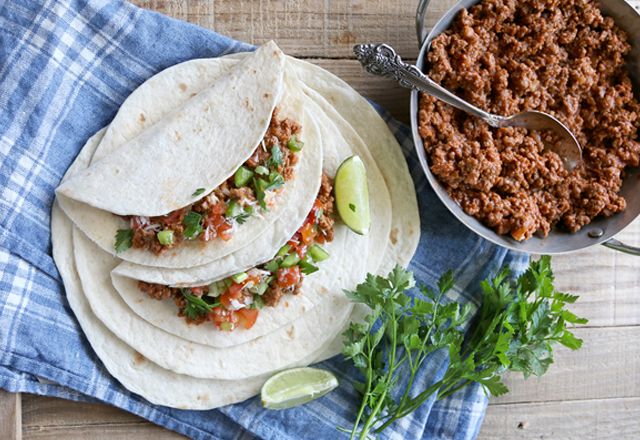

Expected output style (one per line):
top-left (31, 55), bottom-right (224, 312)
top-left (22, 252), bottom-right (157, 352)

top-left (334, 155), bottom-right (371, 235)
top-left (261, 367), bottom-right (338, 410)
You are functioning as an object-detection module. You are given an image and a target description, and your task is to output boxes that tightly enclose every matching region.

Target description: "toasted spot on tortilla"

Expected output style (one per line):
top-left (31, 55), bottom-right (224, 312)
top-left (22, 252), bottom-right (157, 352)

top-left (287, 325), bottom-right (295, 339)
top-left (134, 299), bottom-right (144, 303)
top-left (390, 228), bottom-right (399, 245)
top-left (139, 113), bottom-right (146, 123)
top-left (179, 83), bottom-right (187, 92)
top-left (320, 287), bottom-right (328, 295)
top-left (301, 306), bottom-right (306, 313)
top-left (264, 93), bottom-right (271, 98)
top-left (286, 302), bottom-right (289, 308)
top-left (132, 351), bottom-right (146, 368)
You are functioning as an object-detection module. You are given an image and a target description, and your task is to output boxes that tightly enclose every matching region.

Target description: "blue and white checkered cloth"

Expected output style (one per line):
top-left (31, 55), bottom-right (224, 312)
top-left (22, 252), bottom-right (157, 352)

top-left (0, 0), bottom-right (529, 439)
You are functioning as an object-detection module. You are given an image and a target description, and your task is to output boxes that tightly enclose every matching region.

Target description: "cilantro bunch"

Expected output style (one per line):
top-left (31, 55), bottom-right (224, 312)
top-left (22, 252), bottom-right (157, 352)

top-left (339, 256), bottom-right (586, 439)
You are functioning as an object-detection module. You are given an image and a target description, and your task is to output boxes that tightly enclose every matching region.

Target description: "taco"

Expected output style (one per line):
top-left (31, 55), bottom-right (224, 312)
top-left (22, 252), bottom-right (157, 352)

top-left (56, 42), bottom-right (322, 269)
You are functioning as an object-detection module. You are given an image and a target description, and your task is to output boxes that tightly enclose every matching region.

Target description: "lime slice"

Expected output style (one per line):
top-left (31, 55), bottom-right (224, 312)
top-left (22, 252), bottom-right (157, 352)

top-left (261, 367), bottom-right (338, 410)
top-left (334, 155), bottom-right (370, 235)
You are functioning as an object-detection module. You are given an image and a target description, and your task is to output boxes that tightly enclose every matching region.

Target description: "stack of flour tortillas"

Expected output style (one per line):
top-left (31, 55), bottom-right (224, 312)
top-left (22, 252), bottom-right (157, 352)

top-left (51, 42), bottom-right (420, 409)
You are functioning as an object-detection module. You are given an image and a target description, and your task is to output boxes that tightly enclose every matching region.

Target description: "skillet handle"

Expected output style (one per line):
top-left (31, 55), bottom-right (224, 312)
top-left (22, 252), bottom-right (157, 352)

top-left (602, 238), bottom-right (640, 256)
top-left (416, 0), bottom-right (433, 47)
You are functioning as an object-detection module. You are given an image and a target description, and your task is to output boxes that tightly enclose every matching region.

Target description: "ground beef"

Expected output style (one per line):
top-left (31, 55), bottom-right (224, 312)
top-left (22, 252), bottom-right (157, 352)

top-left (316, 171), bottom-right (336, 241)
top-left (419, 0), bottom-right (640, 241)
top-left (262, 279), bottom-right (284, 307)
top-left (138, 281), bottom-right (178, 300)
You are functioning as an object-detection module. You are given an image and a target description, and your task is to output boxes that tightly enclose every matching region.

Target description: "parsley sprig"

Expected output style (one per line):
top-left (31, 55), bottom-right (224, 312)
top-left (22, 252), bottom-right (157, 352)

top-left (339, 256), bottom-right (586, 439)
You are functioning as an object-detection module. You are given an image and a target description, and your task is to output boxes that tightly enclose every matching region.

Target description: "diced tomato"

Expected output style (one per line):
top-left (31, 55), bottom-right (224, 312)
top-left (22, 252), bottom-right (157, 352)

top-left (296, 244), bottom-right (308, 260)
top-left (162, 209), bottom-right (182, 224)
top-left (209, 202), bottom-right (227, 215)
top-left (226, 283), bottom-right (244, 299)
top-left (236, 308), bottom-right (259, 330)
top-left (277, 266), bottom-right (301, 288)
top-left (208, 307), bottom-right (239, 331)
top-left (300, 222), bottom-right (316, 245)
top-left (314, 233), bottom-right (326, 244)
top-left (189, 286), bottom-right (205, 297)
top-left (218, 221), bottom-right (233, 242)
top-left (205, 213), bottom-right (225, 229)
top-left (302, 200), bottom-right (324, 227)
top-left (287, 233), bottom-right (301, 248)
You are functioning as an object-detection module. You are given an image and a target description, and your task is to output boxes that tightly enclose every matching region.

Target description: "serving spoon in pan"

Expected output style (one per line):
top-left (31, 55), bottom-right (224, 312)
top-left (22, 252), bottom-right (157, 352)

top-left (354, 43), bottom-right (583, 172)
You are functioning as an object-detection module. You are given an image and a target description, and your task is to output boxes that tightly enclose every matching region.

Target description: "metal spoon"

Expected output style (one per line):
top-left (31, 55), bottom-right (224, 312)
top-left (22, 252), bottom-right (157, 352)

top-left (354, 43), bottom-right (582, 172)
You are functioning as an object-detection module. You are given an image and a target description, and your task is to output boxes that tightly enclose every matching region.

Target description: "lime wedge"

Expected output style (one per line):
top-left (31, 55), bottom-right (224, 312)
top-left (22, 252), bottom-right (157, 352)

top-left (261, 367), bottom-right (338, 410)
top-left (334, 155), bottom-right (370, 235)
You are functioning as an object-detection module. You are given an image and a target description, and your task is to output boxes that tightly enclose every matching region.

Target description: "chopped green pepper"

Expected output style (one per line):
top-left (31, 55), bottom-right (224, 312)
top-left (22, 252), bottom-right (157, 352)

top-left (157, 230), bottom-right (174, 245)
top-left (286, 135), bottom-right (304, 152)
top-left (226, 199), bottom-right (244, 218)
top-left (280, 252), bottom-right (301, 268)
top-left (235, 166), bottom-right (254, 187)
top-left (232, 272), bottom-right (248, 284)
top-left (308, 244), bottom-right (330, 262)
top-left (276, 244), bottom-right (292, 257)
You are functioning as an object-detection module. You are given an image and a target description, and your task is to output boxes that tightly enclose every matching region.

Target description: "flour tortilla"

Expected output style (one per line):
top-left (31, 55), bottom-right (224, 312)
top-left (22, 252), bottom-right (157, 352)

top-left (110, 102), bottom-right (391, 347)
top-left (57, 43), bottom-right (321, 269)
top-left (50, 131), bottom-right (338, 409)
top-left (57, 41), bottom-right (285, 216)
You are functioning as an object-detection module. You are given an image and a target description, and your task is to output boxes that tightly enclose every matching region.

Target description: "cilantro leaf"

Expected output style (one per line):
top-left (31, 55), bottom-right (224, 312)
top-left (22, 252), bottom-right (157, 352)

top-left (115, 229), bottom-right (133, 253)
top-left (182, 211), bottom-right (203, 239)
top-left (192, 188), bottom-right (206, 196)
top-left (181, 289), bottom-right (214, 319)
top-left (268, 145), bottom-right (284, 168)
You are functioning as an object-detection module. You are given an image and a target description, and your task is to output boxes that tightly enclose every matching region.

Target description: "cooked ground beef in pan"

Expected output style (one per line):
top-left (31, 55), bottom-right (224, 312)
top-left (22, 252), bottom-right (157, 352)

top-left (418, 0), bottom-right (640, 241)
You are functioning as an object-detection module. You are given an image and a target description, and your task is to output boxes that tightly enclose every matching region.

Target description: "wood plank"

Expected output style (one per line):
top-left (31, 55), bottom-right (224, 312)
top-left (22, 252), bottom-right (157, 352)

top-left (487, 326), bottom-right (640, 404)
top-left (479, 397), bottom-right (640, 440)
top-left (530, 216), bottom-right (640, 328)
top-left (21, 395), bottom-right (188, 440)
top-left (0, 390), bottom-right (21, 440)
top-left (129, 0), bottom-right (462, 59)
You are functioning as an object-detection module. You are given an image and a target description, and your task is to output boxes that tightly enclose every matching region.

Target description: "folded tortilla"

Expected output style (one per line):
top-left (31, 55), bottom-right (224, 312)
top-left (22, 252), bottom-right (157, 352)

top-left (57, 41), bottom-right (285, 216)
top-left (56, 42), bottom-right (322, 269)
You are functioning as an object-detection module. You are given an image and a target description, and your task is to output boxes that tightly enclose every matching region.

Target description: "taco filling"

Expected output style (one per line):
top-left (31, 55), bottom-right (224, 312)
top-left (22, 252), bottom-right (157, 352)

top-left (115, 108), bottom-right (303, 256)
top-left (137, 172), bottom-right (335, 331)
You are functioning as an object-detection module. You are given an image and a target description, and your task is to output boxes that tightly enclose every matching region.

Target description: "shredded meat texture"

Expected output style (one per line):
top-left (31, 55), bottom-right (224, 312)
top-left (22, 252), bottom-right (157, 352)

top-left (419, 0), bottom-right (640, 241)
top-left (317, 171), bottom-right (336, 242)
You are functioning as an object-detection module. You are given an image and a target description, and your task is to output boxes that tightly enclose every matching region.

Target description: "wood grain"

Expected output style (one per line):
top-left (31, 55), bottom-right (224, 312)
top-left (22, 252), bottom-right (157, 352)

top-left (21, 395), bottom-right (187, 440)
top-left (479, 397), bottom-right (640, 440)
top-left (0, 389), bottom-right (21, 440)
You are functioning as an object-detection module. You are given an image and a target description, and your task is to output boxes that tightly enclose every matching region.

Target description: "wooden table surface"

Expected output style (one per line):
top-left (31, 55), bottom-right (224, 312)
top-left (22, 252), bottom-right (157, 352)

top-left (3, 0), bottom-right (640, 439)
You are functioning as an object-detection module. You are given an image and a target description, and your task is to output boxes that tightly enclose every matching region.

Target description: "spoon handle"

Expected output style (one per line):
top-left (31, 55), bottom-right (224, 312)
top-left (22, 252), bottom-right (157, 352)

top-left (353, 43), bottom-right (503, 127)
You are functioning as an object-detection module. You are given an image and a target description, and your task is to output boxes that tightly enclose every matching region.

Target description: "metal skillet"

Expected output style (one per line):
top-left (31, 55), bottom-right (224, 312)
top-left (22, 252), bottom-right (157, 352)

top-left (382, 0), bottom-right (640, 255)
